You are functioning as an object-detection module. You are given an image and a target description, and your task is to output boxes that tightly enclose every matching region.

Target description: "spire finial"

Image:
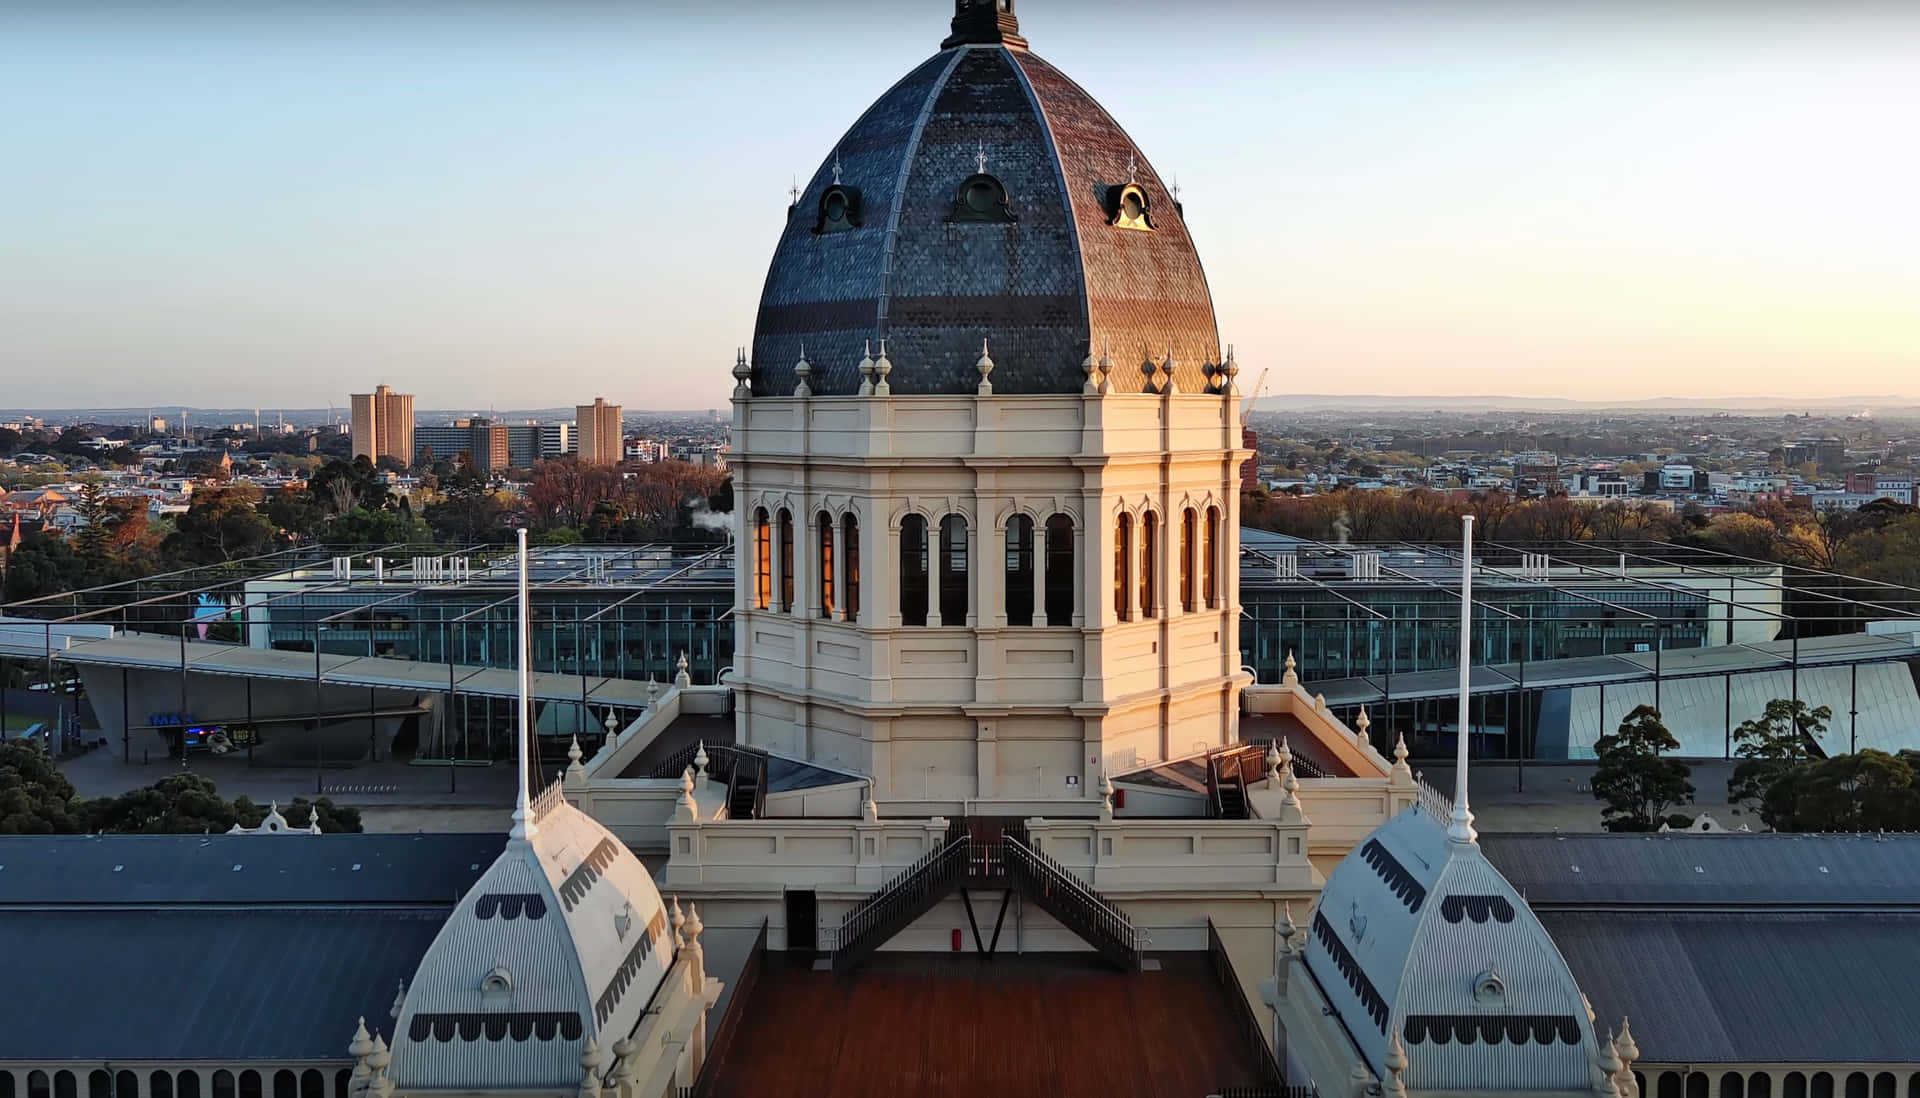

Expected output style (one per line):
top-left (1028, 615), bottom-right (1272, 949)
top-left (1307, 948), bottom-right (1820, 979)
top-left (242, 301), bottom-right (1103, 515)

top-left (788, 176), bottom-right (800, 206)
top-left (509, 526), bottom-right (537, 842)
top-left (1171, 174), bottom-right (1182, 203)
top-left (1126, 151), bottom-right (1137, 182)
top-left (976, 141), bottom-right (987, 175)
top-left (975, 338), bottom-right (995, 395)
top-left (1449, 514), bottom-right (1478, 845)
top-left (832, 149), bottom-right (842, 185)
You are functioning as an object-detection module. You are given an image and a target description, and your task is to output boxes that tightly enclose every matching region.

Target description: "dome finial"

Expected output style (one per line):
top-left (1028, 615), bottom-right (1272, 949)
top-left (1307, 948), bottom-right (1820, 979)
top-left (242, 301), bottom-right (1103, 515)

top-left (976, 141), bottom-right (988, 176)
top-left (943, 0), bottom-right (1027, 50)
top-left (1127, 151), bottom-right (1138, 183)
top-left (832, 150), bottom-right (842, 186)
top-left (976, 338), bottom-right (995, 395)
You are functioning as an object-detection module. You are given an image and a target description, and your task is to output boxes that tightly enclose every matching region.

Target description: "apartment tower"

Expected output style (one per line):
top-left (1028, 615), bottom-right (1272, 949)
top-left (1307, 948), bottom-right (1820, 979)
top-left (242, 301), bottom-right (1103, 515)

top-left (575, 397), bottom-right (623, 464)
top-left (349, 384), bottom-right (415, 465)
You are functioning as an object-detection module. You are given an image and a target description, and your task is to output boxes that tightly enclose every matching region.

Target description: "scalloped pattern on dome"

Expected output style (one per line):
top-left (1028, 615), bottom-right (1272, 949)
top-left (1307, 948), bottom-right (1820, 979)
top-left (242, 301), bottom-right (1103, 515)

top-left (751, 44), bottom-right (1220, 397)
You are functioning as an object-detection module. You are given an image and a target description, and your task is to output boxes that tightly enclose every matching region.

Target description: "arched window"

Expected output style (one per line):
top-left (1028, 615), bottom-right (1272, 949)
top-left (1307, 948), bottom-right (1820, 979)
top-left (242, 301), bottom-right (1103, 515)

top-left (753, 508), bottom-right (772, 610)
top-left (1113, 513), bottom-right (1132, 621)
top-left (88, 1072), bottom-right (109, 1098)
top-left (900, 515), bottom-right (930, 626)
top-left (776, 508), bottom-right (794, 613)
top-left (1139, 511), bottom-right (1158, 617)
top-left (178, 1075), bottom-right (199, 1098)
top-left (150, 1074), bottom-right (173, 1098)
top-left (842, 512), bottom-right (860, 623)
top-left (271, 1072), bottom-right (294, 1098)
top-left (297, 1072), bottom-right (322, 1098)
top-left (1811, 1073), bottom-right (1834, 1098)
top-left (52, 1075), bottom-right (74, 1098)
top-left (1687, 1074), bottom-right (1709, 1098)
top-left (1721, 1074), bottom-right (1745, 1098)
top-left (1872, 1074), bottom-right (1894, 1098)
top-left (4, 1073), bottom-right (17, 1098)
top-left (114, 1071), bottom-right (135, 1098)
top-left (1005, 514), bottom-right (1035, 627)
top-left (1044, 514), bottom-right (1074, 626)
top-left (1783, 1073), bottom-right (1807, 1098)
top-left (1843, 1074), bottom-right (1867, 1098)
top-left (1659, 1073), bottom-right (1683, 1098)
top-left (331, 1074), bottom-right (348, 1098)
top-left (1203, 505), bottom-right (1221, 609)
top-left (211, 1075), bottom-right (233, 1098)
top-left (1180, 508), bottom-right (1196, 612)
top-left (939, 514), bottom-right (969, 626)
top-left (817, 511), bottom-right (835, 619)
top-left (28, 1072), bottom-right (50, 1098)
top-left (237, 1072), bottom-right (260, 1098)
top-left (1749, 1074), bottom-right (1772, 1098)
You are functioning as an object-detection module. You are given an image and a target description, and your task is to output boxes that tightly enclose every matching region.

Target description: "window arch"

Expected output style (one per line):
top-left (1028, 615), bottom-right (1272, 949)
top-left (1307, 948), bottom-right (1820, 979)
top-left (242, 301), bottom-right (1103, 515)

top-left (939, 514), bottom-right (969, 626)
top-left (28, 1072), bottom-right (49, 1098)
top-left (1044, 514), bottom-right (1074, 626)
top-left (178, 1075), bottom-right (199, 1098)
top-left (842, 512), bottom-right (860, 623)
top-left (331, 1074), bottom-right (349, 1098)
top-left (210, 1075), bottom-right (232, 1098)
top-left (776, 508), bottom-right (795, 613)
top-left (1113, 513), bottom-right (1133, 621)
top-left (1180, 508), bottom-right (1196, 612)
top-left (52, 1075), bottom-right (74, 1098)
top-left (1783, 1073), bottom-right (1807, 1098)
top-left (4, 1074), bottom-right (17, 1098)
top-left (1005, 514), bottom-right (1035, 626)
top-left (1203, 505), bottom-right (1221, 609)
top-left (237, 1072), bottom-right (260, 1098)
top-left (1139, 511), bottom-right (1158, 618)
top-left (1658, 1073), bottom-right (1683, 1098)
top-left (1843, 1074), bottom-right (1867, 1098)
top-left (1721, 1074), bottom-right (1745, 1098)
top-left (1749, 1074), bottom-right (1772, 1098)
top-left (150, 1074), bottom-right (173, 1098)
top-left (1872, 1074), bottom-right (1895, 1098)
top-left (271, 1072), bottom-right (294, 1098)
top-left (817, 510), bottom-right (835, 619)
top-left (1687, 1073), bottom-right (1708, 1098)
top-left (116, 1070), bottom-right (136, 1098)
top-left (88, 1072), bottom-right (109, 1098)
top-left (1811, 1073), bottom-right (1834, 1098)
top-left (297, 1072), bottom-right (322, 1098)
top-left (900, 515), bottom-right (930, 627)
top-left (753, 507), bottom-right (771, 610)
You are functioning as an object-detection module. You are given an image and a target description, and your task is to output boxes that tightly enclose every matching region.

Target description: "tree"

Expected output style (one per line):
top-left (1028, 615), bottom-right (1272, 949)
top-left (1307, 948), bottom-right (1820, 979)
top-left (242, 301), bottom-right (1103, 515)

top-left (72, 481), bottom-right (114, 559)
top-left (1760, 750), bottom-right (1920, 833)
top-left (1728, 698), bottom-right (1832, 827)
top-left (81, 773), bottom-right (364, 834)
top-left (0, 742), bottom-right (83, 834)
top-left (423, 466), bottom-right (508, 544)
top-left (319, 507), bottom-right (428, 547)
top-left (1590, 705), bottom-right (1694, 832)
top-left (163, 485), bottom-right (276, 565)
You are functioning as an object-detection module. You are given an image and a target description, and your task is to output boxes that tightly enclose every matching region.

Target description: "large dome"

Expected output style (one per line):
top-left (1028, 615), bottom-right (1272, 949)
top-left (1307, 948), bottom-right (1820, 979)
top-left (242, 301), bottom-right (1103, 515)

top-left (750, 1), bottom-right (1221, 397)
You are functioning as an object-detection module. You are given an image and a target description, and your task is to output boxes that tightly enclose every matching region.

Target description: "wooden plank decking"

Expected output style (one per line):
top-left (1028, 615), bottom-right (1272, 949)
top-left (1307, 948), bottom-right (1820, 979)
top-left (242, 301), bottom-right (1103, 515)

top-left (700, 952), bottom-right (1269, 1098)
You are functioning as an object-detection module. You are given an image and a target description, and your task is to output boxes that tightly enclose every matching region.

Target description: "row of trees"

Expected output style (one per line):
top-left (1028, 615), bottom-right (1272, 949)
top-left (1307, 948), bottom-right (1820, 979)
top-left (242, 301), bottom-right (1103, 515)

top-left (1591, 699), bottom-right (1920, 832)
top-left (0, 743), bottom-right (361, 835)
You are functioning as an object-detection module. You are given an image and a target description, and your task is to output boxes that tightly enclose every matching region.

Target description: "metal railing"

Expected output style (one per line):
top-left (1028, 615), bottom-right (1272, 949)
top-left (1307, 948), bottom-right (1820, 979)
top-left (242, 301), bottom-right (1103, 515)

top-left (1206, 919), bottom-right (1317, 1098)
top-left (684, 917), bottom-right (767, 1098)
top-left (1003, 830), bottom-right (1137, 970)
top-left (831, 833), bottom-right (970, 971)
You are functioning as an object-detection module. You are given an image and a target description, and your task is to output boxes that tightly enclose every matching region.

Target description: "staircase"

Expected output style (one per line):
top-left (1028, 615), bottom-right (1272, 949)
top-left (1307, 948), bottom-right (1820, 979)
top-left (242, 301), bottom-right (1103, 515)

top-left (1208, 745), bottom-right (1264, 820)
top-left (648, 742), bottom-right (769, 820)
top-left (832, 818), bottom-right (1138, 973)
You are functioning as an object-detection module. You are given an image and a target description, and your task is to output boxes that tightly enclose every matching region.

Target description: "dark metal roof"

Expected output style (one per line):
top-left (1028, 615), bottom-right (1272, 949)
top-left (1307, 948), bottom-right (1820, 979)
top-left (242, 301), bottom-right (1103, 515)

top-left (0, 833), bottom-right (504, 906)
top-left (752, 39), bottom-right (1219, 397)
top-left (1480, 832), bottom-right (1920, 908)
top-left (1541, 910), bottom-right (1920, 1064)
top-left (0, 908), bottom-right (446, 1061)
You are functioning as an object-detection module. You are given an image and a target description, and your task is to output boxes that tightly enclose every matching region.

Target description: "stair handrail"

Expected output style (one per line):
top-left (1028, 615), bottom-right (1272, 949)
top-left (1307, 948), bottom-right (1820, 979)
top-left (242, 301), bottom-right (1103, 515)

top-left (648, 740), bottom-right (766, 782)
top-left (1205, 918), bottom-right (1301, 1097)
top-left (1003, 834), bottom-right (1136, 965)
top-left (833, 833), bottom-right (969, 964)
top-left (724, 748), bottom-right (768, 820)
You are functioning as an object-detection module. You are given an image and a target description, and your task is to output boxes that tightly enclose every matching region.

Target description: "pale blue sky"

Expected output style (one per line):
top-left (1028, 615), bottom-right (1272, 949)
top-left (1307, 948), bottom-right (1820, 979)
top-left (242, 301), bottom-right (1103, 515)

top-left (3, 1), bottom-right (1916, 410)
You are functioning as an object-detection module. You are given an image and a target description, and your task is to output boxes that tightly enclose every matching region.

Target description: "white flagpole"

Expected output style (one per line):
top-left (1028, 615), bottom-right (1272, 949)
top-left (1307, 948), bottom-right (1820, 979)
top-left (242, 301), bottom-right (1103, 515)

top-left (510, 527), bottom-right (536, 841)
top-left (1448, 515), bottom-right (1477, 845)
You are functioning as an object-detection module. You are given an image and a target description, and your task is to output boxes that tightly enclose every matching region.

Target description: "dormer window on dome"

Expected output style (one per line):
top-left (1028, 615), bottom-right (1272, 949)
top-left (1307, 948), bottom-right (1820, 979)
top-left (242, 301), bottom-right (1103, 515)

top-left (1473, 969), bottom-right (1506, 1002)
top-left (1107, 181), bottom-right (1154, 231)
top-left (815, 183), bottom-right (863, 234)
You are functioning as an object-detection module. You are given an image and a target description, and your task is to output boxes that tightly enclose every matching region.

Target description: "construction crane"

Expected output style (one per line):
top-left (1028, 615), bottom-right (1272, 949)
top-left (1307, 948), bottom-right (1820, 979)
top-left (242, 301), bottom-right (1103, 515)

top-left (1240, 366), bottom-right (1270, 428)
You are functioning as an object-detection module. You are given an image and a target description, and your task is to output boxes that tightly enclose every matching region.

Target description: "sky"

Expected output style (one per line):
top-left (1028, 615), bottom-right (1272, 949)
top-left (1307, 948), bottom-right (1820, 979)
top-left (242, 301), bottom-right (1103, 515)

top-left (2, 0), bottom-right (1916, 411)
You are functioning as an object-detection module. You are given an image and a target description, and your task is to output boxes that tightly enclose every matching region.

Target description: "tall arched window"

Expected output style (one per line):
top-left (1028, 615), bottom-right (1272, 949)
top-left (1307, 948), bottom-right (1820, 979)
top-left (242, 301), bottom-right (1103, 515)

top-left (113, 1076), bottom-right (134, 1098)
top-left (1114, 513), bottom-right (1133, 621)
top-left (1180, 508), bottom-right (1196, 612)
top-left (752, 508), bottom-right (771, 610)
top-left (297, 1072), bottom-right (322, 1098)
top-left (1721, 1074), bottom-right (1745, 1098)
top-left (1005, 514), bottom-right (1035, 626)
top-left (178, 1075), bottom-right (199, 1098)
top-left (53, 1074), bottom-right (74, 1098)
top-left (210, 1074), bottom-right (233, 1098)
top-left (28, 1071), bottom-right (50, 1098)
top-left (1687, 1075), bottom-right (1708, 1098)
top-left (817, 511), bottom-right (835, 619)
top-left (237, 1072), bottom-right (260, 1098)
top-left (939, 514), bottom-right (969, 626)
top-left (88, 1072), bottom-right (109, 1098)
top-left (776, 508), bottom-right (794, 613)
top-left (900, 515), bottom-right (930, 626)
top-left (1203, 505), bottom-right (1221, 609)
top-left (1812, 1073), bottom-right (1834, 1098)
top-left (1658, 1074), bottom-right (1682, 1098)
top-left (1044, 514), bottom-right (1074, 626)
top-left (272, 1072), bottom-right (294, 1098)
top-left (1783, 1073), bottom-right (1807, 1098)
top-left (1747, 1074), bottom-right (1771, 1098)
top-left (1139, 511), bottom-right (1158, 618)
top-left (842, 512), bottom-right (860, 623)
top-left (150, 1074), bottom-right (173, 1098)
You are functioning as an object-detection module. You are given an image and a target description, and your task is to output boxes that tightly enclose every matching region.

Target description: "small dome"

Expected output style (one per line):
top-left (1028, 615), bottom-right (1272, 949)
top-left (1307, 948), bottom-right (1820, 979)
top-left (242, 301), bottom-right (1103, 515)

top-left (388, 801), bottom-right (672, 1090)
top-left (750, 8), bottom-right (1219, 397)
top-left (1304, 806), bottom-right (1601, 1092)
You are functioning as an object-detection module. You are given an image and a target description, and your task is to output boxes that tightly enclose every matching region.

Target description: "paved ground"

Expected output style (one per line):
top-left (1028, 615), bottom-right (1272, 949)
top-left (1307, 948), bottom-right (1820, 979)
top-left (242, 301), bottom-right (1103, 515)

top-left (358, 805), bottom-right (513, 833)
top-left (1417, 760), bottom-right (1752, 832)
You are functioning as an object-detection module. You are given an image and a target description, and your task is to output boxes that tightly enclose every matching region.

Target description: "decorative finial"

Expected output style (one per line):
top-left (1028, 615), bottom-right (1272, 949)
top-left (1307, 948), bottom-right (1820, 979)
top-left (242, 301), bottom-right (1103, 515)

top-left (510, 527), bottom-right (537, 842)
top-left (1355, 706), bottom-right (1372, 738)
top-left (604, 708), bottom-right (620, 735)
top-left (732, 348), bottom-right (752, 397)
top-left (1126, 151), bottom-right (1137, 182)
top-left (794, 346), bottom-right (813, 398)
top-left (567, 735), bottom-right (584, 767)
top-left (676, 766), bottom-right (698, 821)
top-left (832, 149), bottom-right (842, 185)
top-left (675, 650), bottom-right (691, 687)
top-left (1277, 901), bottom-right (1296, 948)
top-left (975, 338), bottom-right (995, 395)
top-left (976, 141), bottom-right (987, 175)
top-left (858, 340), bottom-right (876, 396)
top-left (1282, 649), bottom-right (1298, 687)
top-left (788, 176), bottom-right (800, 206)
top-left (1081, 344), bottom-right (1099, 395)
top-left (349, 1017), bottom-right (374, 1063)
top-left (1265, 742), bottom-right (1282, 788)
top-left (645, 674), bottom-right (660, 703)
top-left (1171, 174), bottom-right (1181, 203)
top-left (1277, 736), bottom-right (1293, 771)
top-left (1098, 771), bottom-right (1115, 821)
top-left (693, 740), bottom-right (710, 783)
top-left (1383, 1031), bottom-right (1410, 1097)
top-left (670, 895), bottom-right (686, 948)
top-left (685, 901), bottom-right (704, 943)
top-left (861, 784), bottom-right (879, 821)
top-left (1615, 1017), bottom-right (1640, 1064)
top-left (390, 978), bottom-right (406, 1019)
top-left (1161, 345), bottom-right (1178, 395)
top-left (873, 339), bottom-right (893, 395)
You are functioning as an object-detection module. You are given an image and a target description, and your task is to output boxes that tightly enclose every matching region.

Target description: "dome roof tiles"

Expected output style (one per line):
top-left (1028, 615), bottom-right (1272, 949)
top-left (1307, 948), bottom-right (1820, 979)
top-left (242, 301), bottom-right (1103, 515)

top-left (752, 43), bottom-right (1220, 397)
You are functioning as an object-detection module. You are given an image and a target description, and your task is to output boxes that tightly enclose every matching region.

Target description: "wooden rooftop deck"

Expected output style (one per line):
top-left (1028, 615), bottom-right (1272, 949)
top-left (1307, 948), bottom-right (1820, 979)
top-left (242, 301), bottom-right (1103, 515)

top-left (700, 952), bottom-right (1269, 1098)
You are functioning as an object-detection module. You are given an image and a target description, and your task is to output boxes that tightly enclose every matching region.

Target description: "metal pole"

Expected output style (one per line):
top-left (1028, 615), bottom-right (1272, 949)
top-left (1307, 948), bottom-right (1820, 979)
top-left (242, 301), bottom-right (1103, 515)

top-left (446, 616), bottom-right (457, 793)
top-left (1850, 661), bottom-right (1858, 755)
top-left (1653, 621), bottom-right (1663, 713)
top-left (1724, 676), bottom-right (1733, 759)
top-left (314, 621), bottom-right (324, 795)
top-left (122, 668), bottom-right (130, 763)
top-left (179, 624), bottom-right (190, 770)
top-left (1449, 515), bottom-right (1476, 842)
top-left (1516, 615), bottom-right (1529, 794)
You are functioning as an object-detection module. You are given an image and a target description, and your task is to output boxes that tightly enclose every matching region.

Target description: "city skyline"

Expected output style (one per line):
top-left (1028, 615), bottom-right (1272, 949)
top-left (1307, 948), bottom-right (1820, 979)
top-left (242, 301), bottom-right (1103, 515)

top-left (4, 0), bottom-right (1916, 408)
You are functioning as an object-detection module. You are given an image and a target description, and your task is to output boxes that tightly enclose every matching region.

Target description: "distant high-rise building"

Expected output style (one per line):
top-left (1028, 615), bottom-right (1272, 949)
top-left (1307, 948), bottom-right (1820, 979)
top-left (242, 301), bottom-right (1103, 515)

top-left (350, 385), bottom-right (415, 465)
top-left (575, 398), bottom-right (622, 465)
top-left (416, 418), bottom-right (508, 474)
